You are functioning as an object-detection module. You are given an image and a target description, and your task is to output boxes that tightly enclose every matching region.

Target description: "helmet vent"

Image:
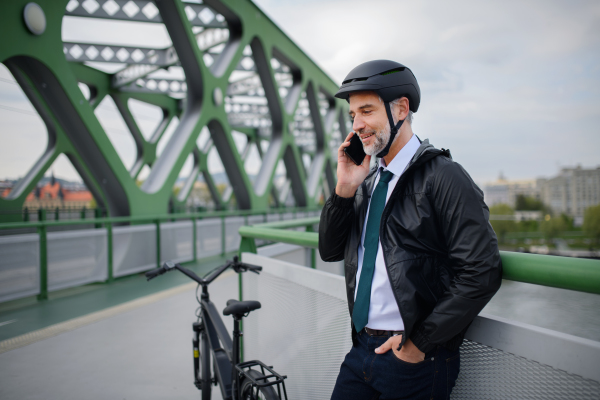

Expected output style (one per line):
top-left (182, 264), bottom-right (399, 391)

top-left (342, 77), bottom-right (368, 84)
top-left (380, 68), bottom-right (404, 76)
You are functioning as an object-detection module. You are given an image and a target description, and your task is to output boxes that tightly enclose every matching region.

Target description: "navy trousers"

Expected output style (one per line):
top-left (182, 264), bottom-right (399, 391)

top-left (330, 329), bottom-right (460, 400)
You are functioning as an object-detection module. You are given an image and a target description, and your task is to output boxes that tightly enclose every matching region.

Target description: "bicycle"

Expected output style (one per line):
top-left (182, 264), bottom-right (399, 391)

top-left (145, 256), bottom-right (288, 400)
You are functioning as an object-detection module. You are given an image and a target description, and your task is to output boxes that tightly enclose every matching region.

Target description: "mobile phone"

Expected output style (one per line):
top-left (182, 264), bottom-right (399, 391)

top-left (344, 132), bottom-right (366, 165)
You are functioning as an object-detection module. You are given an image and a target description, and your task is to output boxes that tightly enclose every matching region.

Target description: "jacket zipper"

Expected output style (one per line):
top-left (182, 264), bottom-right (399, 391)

top-left (378, 148), bottom-right (444, 351)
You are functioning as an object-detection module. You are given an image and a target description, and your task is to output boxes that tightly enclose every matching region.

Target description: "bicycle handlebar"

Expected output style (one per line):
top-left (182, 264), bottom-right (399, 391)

top-left (145, 266), bottom-right (166, 281)
top-left (233, 260), bottom-right (262, 274)
top-left (145, 256), bottom-right (261, 284)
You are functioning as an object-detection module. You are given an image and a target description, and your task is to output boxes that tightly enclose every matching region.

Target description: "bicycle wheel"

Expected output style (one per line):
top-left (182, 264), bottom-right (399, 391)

top-left (239, 370), bottom-right (279, 400)
top-left (199, 329), bottom-right (211, 400)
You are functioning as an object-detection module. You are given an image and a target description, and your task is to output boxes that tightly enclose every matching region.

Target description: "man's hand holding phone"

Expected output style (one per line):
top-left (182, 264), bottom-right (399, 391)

top-left (336, 131), bottom-right (372, 198)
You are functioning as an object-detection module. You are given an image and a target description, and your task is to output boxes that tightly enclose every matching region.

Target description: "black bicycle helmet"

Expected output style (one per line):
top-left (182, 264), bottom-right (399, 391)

top-left (335, 60), bottom-right (420, 157)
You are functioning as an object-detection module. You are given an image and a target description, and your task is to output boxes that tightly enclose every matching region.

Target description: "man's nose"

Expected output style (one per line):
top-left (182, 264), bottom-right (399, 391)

top-left (352, 115), bottom-right (365, 132)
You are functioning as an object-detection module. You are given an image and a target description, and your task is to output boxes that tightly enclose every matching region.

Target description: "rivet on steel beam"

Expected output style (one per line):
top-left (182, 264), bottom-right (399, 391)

top-left (23, 3), bottom-right (46, 35)
top-left (213, 87), bottom-right (223, 107)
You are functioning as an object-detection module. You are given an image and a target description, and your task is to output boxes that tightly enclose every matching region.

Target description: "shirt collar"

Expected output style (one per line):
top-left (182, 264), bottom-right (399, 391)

top-left (378, 133), bottom-right (420, 177)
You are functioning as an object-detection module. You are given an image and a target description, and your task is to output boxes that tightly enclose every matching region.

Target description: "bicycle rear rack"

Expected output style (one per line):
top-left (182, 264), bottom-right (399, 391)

top-left (236, 360), bottom-right (288, 400)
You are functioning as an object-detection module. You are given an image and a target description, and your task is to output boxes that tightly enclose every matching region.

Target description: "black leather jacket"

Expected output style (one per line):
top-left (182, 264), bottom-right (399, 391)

top-left (319, 139), bottom-right (502, 353)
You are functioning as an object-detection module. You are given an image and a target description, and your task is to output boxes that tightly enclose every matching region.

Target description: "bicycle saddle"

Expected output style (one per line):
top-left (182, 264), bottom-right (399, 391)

top-left (223, 299), bottom-right (261, 318)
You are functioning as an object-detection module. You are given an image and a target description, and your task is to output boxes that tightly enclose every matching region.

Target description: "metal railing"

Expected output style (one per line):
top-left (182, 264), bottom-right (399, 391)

top-left (239, 252), bottom-right (600, 399)
top-left (238, 219), bottom-right (600, 399)
top-left (0, 208), bottom-right (320, 302)
top-left (238, 217), bottom-right (600, 295)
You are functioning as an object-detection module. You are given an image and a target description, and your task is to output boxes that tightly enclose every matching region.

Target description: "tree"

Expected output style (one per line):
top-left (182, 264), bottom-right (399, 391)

top-left (489, 204), bottom-right (516, 244)
top-left (539, 214), bottom-right (568, 241)
top-left (515, 195), bottom-right (549, 213)
top-left (583, 204), bottom-right (600, 247)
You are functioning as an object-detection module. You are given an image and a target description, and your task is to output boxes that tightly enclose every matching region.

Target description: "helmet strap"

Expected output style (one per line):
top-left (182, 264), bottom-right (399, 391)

top-left (376, 101), bottom-right (405, 158)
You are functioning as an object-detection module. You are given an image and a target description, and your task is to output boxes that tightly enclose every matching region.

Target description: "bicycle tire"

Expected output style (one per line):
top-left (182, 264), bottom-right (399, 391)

top-left (199, 328), bottom-right (211, 400)
top-left (239, 370), bottom-right (279, 400)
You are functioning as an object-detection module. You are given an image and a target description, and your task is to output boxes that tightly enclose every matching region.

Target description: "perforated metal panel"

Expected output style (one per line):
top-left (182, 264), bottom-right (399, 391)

top-left (241, 253), bottom-right (600, 400)
top-left (0, 234), bottom-right (39, 302)
top-left (113, 224), bottom-right (156, 277)
top-left (266, 213), bottom-right (281, 223)
top-left (224, 216), bottom-right (245, 252)
top-left (247, 215), bottom-right (265, 225)
top-left (282, 212), bottom-right (294, 221)
top-left (196, 218), bottom-right (222, 258)
top-left (242, 254), bottom-right (351, 400)
top-left (47, 229), bottom-right (108, 291)
top-left (316, 249), bottom-right (344, 276)
top-left (453, 339), bottom-right (600, 399)
top-left (160, 221), bottom-right (193, 264)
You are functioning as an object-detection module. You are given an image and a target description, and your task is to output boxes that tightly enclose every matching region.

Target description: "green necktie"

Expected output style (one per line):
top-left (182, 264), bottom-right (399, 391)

top-left (353, 169), bottom-right (395, 333)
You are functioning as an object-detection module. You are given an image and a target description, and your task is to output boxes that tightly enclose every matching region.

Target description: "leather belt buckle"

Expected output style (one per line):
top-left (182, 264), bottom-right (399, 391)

top-left (364, 327), bottom-right (404, 337)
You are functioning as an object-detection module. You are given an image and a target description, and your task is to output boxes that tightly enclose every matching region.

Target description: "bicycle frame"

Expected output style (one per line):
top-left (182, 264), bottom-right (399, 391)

top-left (147, 258), bottom-right (287, 400)
top-left (196, 284), bottom-right (237, 399)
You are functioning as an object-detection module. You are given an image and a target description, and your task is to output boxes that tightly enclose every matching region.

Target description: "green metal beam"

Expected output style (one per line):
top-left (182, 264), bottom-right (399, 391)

top-left (0, 0), bottom-right (347, 221)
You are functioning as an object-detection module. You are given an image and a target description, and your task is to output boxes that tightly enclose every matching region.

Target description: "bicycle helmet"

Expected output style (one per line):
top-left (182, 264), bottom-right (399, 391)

top-left (335, 60), bottom-right (420, 158)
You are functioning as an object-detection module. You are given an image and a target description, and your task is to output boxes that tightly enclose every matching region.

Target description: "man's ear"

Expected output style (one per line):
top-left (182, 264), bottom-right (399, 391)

top-left (398, 97), bottom-right (410, 121)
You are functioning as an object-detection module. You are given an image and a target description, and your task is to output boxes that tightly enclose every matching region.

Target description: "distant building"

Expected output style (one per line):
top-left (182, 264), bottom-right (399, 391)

top-left (2, 175), bottom-right (94, 209)
top-left (538, 166), bottom-right (600, 220)
top-left (0, 180), bottom-right (14, 197)
top-left (483, 174), bottom-right (541, 208)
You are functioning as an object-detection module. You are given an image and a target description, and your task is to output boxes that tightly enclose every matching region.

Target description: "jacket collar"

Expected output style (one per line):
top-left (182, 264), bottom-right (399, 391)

top-left (364, 137), bottom-right (443, 189)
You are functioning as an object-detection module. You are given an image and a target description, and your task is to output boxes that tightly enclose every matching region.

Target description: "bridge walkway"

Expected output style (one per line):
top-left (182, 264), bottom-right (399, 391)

top-left (0, 254), bottom-right (241, 399)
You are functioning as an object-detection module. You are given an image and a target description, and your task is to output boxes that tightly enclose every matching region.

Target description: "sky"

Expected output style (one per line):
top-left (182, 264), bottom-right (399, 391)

top-left (1, 0), bottom-right (599, 186)
top-left (252, 0), bottom-right (600, 184)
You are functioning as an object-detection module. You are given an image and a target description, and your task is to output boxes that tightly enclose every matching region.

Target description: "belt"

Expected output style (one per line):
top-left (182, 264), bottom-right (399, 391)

top-left (364, 327), bottom-right (404, 337)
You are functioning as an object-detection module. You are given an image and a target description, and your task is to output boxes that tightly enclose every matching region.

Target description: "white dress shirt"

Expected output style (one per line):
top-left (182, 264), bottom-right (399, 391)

top-left (354, 133), bottom-right (421, 330)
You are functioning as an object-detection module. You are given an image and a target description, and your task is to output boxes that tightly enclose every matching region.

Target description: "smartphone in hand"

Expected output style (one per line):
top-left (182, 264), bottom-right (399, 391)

top-left (344, 133), bottom-right (367, 165)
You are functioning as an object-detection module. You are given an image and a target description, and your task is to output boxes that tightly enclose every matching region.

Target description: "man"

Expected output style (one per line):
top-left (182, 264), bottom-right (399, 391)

top-left (319, 60), bottom-right (502, 400)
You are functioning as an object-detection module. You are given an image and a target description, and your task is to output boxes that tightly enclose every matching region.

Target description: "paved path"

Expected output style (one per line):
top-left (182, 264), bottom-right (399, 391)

top-left (0, 268), bottom-right (237, 400)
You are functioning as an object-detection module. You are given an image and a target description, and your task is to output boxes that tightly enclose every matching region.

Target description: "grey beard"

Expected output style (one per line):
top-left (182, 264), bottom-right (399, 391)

top-left (363, 125), bottom-right (391, 156)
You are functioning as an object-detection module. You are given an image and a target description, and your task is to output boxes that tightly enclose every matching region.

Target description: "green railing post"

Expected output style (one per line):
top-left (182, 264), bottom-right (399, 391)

top-left (106, 222), bottom-right (113, 282)
top-left (155, 219), bottom-right (161, 269)
top-left (81, 206), bottom-right (86, 220)
top-left (306, 224), bottom-right (316, 269)
top-left (94, 208), bottom-right (102, 229)
top-left (239, 236), bottom-right (257, 255)
top-left (37, 224), bottom-right (48, 301)
top-left (23, 207), bottom-right (29, 222)
top-left (38, 208), bottom-right (46, 222)
top-left (192, 217), bottom-right (197, 263)
top-left (55, 207), bottom-right (59, 221)
top-left (221, 216), bottom-right (226, 256)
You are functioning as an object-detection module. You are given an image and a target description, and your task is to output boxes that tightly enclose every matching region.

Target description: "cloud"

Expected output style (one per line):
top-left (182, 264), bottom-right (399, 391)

top-left (2, 0), bottom-right (599, 185)
top-left (254, 0), bottom-right (600, 181)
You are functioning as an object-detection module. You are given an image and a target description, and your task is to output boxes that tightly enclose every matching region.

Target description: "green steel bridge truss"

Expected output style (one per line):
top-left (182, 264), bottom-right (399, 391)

top-left (0, 0), bottom-right (348, 222)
